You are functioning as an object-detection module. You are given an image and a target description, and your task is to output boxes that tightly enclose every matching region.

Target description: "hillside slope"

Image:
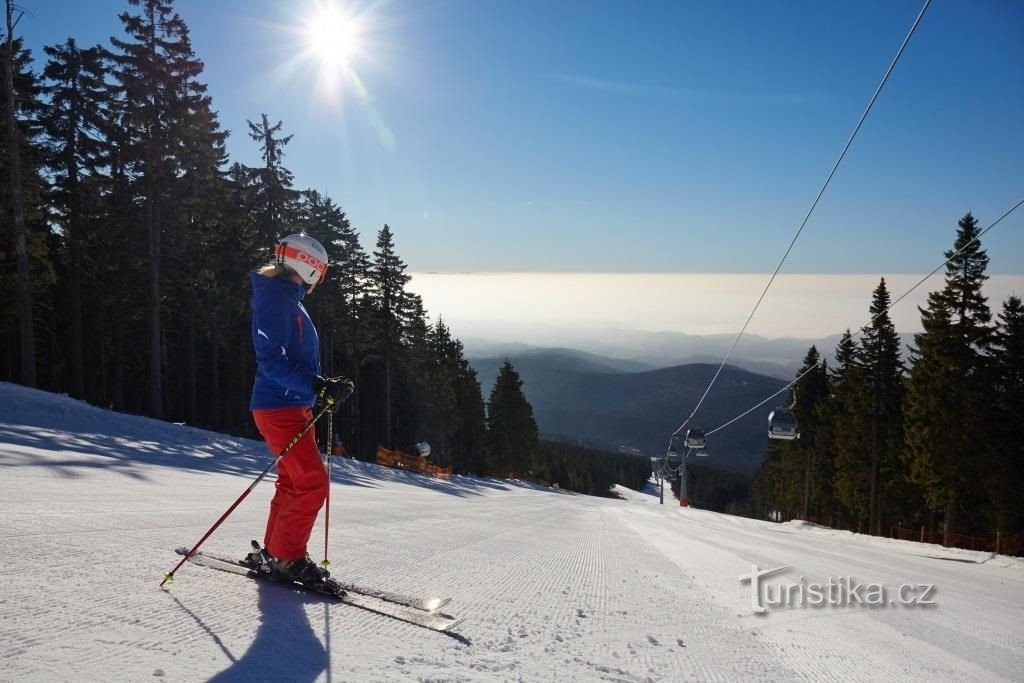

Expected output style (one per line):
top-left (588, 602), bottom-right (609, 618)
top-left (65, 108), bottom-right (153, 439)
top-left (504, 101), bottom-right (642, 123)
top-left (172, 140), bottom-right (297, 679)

top-left (1, 383), bottom-right (1022, 681)
top-left (472, 355), bottom-right (786, 472)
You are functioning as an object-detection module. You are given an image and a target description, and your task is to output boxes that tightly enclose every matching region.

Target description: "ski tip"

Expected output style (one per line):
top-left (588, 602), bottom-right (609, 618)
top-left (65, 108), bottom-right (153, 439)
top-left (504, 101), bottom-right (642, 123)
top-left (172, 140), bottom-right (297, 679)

top-left (439, 617), bottom-right (466, 633)
top-left (424, 597), bottom-right (447, 612)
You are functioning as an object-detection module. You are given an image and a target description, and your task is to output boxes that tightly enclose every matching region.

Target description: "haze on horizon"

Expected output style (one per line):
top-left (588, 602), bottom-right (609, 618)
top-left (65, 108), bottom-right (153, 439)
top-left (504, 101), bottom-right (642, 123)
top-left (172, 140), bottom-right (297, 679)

top-left (408, 272), bottom-right (1024, 345)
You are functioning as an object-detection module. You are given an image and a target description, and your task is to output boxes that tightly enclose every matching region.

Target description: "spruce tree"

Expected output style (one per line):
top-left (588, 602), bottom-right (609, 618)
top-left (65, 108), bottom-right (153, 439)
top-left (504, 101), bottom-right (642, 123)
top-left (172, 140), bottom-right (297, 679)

top-left (790, 346), bottom-right (829, 517)
top-left (246, 113), bottom-right (297, 249)
top-left (831, 329), bottom-right (871, 526)
top-left (40, 38), bottom-right (108, 398)
top-left (367, 224), bottom-right (411, 448)
top-left (454, 355), bottom-right (488, 474)
top-left (109, 0), bottom-right (212, 417)
top-left (486, 360), bottom-right (538, 476)
top-left (858, 278), bottom-right (906, 533)
top-left (1, 20), bottom-right (40, 386)
top-left (904, 213), bottom-right (993, 542)
top-left (990, 296), bottom-right (1024, 532)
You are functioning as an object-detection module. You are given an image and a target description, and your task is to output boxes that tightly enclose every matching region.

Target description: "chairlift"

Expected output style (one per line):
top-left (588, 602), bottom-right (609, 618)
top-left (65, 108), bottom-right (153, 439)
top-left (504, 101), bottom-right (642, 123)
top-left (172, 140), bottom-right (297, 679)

top-left (684, 427), bottom-right (706, 450)
top-left (694, 447), bottom-right (710, 457)
top-left (767, 408), bottom-right (799, 440)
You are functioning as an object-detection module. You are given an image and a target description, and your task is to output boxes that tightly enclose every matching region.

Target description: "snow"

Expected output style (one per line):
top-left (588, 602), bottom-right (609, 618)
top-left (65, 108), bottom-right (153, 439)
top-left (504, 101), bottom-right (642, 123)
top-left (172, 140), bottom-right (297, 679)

top-left (1, 382), bottom-right (1023, 681)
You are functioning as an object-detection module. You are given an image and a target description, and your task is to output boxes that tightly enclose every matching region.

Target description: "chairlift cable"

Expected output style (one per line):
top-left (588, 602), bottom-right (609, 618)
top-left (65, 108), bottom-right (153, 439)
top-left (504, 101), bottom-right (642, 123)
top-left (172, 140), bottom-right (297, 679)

top-left (670, 0), bottom-right (932, 438)
top-left (705, 195), bottom-right (1024, 438)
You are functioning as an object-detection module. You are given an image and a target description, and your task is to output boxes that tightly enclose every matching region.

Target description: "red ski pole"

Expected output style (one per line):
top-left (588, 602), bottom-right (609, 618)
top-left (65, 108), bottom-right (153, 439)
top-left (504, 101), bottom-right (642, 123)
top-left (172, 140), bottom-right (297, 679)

top-left (321, 408), bottom-right (333, 568)
top-left (160, 403), bottom-right (331, 587)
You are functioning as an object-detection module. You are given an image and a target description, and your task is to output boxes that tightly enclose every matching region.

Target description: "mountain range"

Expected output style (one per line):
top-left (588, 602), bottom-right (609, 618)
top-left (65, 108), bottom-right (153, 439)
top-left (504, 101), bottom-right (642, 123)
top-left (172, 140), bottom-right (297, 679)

top-left (470, 348), bottom-right (788, 474)
top-left (464, 329), bottom-right (918, 381)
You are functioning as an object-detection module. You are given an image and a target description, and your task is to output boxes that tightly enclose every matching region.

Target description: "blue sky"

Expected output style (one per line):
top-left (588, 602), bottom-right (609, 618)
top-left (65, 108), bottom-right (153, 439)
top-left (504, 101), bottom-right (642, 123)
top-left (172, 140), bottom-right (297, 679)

top-left (18, 0), bottom-right (1024, 274)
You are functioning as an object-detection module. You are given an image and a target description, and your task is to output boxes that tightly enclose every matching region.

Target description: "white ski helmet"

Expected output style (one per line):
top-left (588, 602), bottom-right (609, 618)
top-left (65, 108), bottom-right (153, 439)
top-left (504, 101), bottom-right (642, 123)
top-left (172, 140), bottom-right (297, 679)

top-left (275, 233), bottom-right (329, 287)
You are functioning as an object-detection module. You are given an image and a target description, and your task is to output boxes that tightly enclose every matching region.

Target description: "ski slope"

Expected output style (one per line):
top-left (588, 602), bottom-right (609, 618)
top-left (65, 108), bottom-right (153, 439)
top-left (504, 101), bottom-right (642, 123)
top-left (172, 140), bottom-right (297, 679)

top-left (1, 382), bottom-right (1022, 682)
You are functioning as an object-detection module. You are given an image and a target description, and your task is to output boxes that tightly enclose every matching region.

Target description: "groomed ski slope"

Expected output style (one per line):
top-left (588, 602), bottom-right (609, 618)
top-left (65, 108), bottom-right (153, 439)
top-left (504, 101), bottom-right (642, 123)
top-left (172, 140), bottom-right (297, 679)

top-left (1, 382), bottom-right (1022, 682)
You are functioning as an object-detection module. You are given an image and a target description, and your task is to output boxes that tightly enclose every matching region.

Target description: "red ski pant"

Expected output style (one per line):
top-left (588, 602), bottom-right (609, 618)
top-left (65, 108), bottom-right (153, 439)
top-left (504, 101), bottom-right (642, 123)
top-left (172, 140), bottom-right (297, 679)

top-left (252, 407), bottom-right (328, 561)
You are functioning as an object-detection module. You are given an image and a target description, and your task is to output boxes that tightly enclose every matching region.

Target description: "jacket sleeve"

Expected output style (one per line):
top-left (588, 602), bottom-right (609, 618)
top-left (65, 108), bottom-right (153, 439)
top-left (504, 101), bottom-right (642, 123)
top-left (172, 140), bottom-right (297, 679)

top-left (253, 294), bottom-right (318, 396)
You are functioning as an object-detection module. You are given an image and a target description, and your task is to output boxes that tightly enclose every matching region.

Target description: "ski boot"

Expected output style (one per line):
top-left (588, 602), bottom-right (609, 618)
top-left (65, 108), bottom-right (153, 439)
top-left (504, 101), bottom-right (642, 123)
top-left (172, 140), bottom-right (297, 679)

top-left (242, 540), bottom-right (273, 574)
top-left (270, 554), bottom-right (343, 594)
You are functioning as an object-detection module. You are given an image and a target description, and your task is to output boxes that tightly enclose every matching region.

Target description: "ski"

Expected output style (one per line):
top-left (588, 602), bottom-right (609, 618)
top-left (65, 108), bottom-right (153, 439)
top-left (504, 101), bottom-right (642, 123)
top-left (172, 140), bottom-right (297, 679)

top-left (173, 547), bottom-right (464, 633)
top-left (193, 545), bottom-right (451, 613)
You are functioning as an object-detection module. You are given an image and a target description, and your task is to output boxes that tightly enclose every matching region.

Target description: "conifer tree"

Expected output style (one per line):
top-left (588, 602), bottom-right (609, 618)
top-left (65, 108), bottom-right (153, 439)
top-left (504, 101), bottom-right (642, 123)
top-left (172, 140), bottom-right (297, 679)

top-left (831, 329), bottom-right (870, 525)
top-left (367, 224), bottom-right (411, 449)
top-left (246, 113), bottom-right (297, 249)
top-left (904, 213), bottom-right (993, 542)
top-left (40, 38), bottom-right (108, 398)
top-left (857, 278), bottom-right (906, 533)
top-left (486, 360), bottom-right (538, 475)
top-left (2, 14), bottom-right (39, 386)
top-left (990, 296), bottom-right (1024, 532)
top-left (453, 354), bottom-right (488, 474)
top-left (109, 0), bottom-right (212, 417)
top-left (790, 346), bottom-right (828, 517)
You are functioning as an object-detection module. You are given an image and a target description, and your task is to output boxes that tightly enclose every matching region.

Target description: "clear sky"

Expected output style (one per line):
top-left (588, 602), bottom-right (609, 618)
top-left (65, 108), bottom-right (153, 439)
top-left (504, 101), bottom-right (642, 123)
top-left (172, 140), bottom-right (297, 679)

top-left (17, 0), bottom-right (1024, 278)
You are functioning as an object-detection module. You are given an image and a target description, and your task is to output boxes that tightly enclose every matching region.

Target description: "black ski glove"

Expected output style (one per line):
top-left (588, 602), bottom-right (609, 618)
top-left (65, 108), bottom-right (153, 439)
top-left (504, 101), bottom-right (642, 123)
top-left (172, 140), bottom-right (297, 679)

top-left (314, 375), bottom-right (355, 410)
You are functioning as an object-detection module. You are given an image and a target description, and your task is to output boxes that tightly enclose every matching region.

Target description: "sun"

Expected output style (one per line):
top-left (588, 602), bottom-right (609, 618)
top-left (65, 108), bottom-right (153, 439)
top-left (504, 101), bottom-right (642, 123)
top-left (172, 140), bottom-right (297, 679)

top-left (304, 4), bottom-right (363, 70)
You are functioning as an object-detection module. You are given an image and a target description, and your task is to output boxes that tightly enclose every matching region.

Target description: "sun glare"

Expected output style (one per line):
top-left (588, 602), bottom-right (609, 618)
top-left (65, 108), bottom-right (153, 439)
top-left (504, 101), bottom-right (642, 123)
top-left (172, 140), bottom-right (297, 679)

top-left (305, 5), bottom-right (362, 70)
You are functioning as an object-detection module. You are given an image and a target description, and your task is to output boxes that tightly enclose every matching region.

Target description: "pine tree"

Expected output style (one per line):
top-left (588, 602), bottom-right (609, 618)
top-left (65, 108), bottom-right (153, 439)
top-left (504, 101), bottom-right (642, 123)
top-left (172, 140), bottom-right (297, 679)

top-left (109, 0), bottom-right (212, 418)
top-left (246, 113), bottom-right (297, 249)
top-left (858, 278), bottom-right (906, 533)
top-left (367, 224), bottom-right (411, 449)
top-left (904, 213), bottom-right (994, 543)
top-left (2, 7), bottom-right (38, 386)
top-left (989, 296), bottom-right (1024, 532)
top-left (790, 346), bottom-right (829, 517)
top-left (831, 329), bottom-right (871, 526)
top-left (40, 39), bottom-right (109, 398)
top-left (751, 439), bottom-right (802, 520)
top-left (486, 360), bottom-right (538, 476)
top-left (453, 353), bottom-right (488, 474)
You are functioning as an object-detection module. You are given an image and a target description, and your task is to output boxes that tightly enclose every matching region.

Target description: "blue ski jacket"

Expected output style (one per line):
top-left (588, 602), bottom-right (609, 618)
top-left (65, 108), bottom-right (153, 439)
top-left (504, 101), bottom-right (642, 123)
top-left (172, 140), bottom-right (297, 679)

top-left (249, 271), bottom-right (320, 410)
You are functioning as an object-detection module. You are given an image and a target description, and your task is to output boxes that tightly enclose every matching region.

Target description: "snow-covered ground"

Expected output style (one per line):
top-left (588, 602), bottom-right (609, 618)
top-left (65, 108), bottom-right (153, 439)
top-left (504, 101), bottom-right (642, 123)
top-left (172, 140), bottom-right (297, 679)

top-left (1, 382), bottom-right (1022, 682)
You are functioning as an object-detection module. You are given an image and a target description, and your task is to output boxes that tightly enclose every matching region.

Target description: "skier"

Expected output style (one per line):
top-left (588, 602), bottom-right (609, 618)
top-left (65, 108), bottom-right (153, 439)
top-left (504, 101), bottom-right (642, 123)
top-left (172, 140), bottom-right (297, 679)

top-left (245, 233), bottom-right (353, 586)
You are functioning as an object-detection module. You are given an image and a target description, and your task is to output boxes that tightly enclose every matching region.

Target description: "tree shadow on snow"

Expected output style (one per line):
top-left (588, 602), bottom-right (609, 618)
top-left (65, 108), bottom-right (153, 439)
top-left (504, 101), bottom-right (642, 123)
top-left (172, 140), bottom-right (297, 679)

top-left (209, 581), bottom-right (330, 683)
top-left (0, 383), bottom-right (565, 500)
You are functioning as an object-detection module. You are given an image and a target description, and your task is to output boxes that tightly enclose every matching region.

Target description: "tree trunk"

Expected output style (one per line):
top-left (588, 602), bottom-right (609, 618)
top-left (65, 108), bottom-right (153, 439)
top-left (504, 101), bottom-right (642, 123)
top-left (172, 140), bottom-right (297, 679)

top-left (67, 67), bottom-right (84, 398)
top-left (869, 428), bottom-right (879, 535)
top-left (5, 1), bottom-right (35, 387)
top-left (112, 315), bottom-right (124, 410)
top-left (802, 451), bottom-right (812, 518)
top-left (384, 319), bottom-right (392, 449)
top-left (147, 190), bottom-right (162, 418)
top-left (69, 203), bottom-right (84, 397)
top-left (210, 314), bottom-right (220, 428)
top-left (943, 499), bottom-right (955, 547)
top-left (186, 307), bottom-right (197, 425)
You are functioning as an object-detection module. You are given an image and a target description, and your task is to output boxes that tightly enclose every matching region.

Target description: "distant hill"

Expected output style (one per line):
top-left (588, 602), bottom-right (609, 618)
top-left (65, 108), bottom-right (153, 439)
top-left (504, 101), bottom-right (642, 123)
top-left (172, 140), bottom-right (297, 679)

top-left (470, 350), bottom-right (787, 474)
top-left (462, 332), bottom-right (919, 382)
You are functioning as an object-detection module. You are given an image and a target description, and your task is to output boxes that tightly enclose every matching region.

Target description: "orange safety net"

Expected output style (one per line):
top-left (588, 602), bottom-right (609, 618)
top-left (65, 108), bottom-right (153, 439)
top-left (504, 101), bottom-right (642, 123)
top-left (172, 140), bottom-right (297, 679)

top-left (376, 446), bottom-right (452, 480)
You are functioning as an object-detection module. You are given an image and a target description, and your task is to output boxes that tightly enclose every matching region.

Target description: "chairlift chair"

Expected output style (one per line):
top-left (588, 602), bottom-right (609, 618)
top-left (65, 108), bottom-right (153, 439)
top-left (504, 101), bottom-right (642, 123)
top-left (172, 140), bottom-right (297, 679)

top-left (684, 427), bottom-right (706, 450)
top-left (767, 408), bottom-right (799, 440)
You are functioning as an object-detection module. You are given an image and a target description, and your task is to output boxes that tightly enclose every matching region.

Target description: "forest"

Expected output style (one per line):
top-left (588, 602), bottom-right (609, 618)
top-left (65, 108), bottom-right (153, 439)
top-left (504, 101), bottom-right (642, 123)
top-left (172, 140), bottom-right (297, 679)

top-left (750, 214), bottom-right (1023, 543)
top-left (0, 0), bottom-right (650, 496)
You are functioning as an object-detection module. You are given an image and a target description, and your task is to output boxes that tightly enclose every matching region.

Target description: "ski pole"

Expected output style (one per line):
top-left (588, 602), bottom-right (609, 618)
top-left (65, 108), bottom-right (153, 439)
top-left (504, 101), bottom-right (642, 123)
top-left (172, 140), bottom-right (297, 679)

top-left (321, 408), bottom-right (333, 568)
top-left (160, 402), bottom-right (332, 587)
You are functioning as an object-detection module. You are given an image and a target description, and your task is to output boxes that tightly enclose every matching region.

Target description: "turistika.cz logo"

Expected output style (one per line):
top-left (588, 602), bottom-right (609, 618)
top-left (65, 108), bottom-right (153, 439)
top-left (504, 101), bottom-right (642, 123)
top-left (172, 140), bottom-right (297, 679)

top-left (738, 565), bottom-right (937, 614)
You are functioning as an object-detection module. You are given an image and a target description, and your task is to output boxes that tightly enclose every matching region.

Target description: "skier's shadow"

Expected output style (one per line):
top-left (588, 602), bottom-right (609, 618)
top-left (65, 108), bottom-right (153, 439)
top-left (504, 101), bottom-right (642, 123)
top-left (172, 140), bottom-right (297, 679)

top-left (210, 581), bottom-right (330, 683)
